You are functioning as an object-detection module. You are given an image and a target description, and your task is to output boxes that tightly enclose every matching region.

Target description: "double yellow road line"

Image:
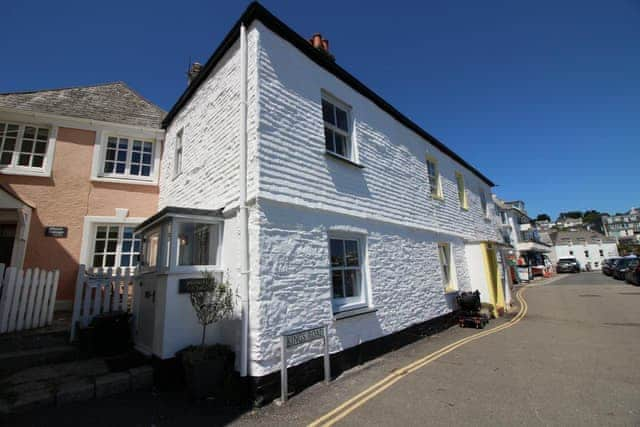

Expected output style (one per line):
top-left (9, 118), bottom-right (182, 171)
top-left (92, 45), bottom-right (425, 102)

top-left (308, 286), bottom-right (530, 427)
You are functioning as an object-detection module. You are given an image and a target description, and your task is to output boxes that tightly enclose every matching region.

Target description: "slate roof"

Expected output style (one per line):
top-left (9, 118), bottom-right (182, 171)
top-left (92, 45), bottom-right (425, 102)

top-left (550, 230), bottom-right (617, 245)
top-left (0, 82), bottom-right (165, 129)
top-left (163, 2), bottom-right (495, 186)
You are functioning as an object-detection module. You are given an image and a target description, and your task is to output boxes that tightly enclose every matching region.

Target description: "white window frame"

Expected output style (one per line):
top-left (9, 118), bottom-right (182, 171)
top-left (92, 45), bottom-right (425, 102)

top-left (0, 119), bottom-right (57, 177)
top-left (321, 92), bottom-right (355, 162)
top-left (438, 242), bottom-right (457, 292)
top-left (455, 172), bottom-right (468, 209)
top-left (174, 128), bottom-right (184, 178)
top-left (328, 232), bottom-right (368, 313)
top-left (89, 223), bottom-right (142, 271)
top-left (91, 128), bottom-right (162, 185)
top-left (479, 190), bottom-right (490, 218)
top-left (169, 217), bottom-right (223, 274)
top-left (79, 210), bottom-right (146, 271)
top-left (426, 155), bottom-right (443, 199)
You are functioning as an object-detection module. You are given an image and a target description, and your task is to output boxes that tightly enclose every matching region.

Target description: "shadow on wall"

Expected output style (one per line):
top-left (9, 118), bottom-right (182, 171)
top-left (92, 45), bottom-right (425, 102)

top-left (23, 210), bottom-right (80, 303)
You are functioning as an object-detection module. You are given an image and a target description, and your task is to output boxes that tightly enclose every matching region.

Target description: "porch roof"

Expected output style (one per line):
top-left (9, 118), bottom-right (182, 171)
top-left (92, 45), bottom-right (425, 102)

top-left (516, 241), bottom-right (552, 253)
top-left (134, 206), bottom-right (224, 234)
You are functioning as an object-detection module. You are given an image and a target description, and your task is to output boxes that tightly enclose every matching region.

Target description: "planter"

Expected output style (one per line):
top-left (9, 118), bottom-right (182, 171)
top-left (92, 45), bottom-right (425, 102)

top-left (181, 344), bottom-right (235, 400)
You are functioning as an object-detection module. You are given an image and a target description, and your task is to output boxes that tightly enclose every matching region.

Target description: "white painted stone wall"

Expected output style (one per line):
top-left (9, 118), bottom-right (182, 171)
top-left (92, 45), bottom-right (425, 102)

top-left (247, 24), bottom-right (500, 376)
top-left (551, 243), bottom-right (619, 270)
top-left (251, 199), bottom-right (469, 376)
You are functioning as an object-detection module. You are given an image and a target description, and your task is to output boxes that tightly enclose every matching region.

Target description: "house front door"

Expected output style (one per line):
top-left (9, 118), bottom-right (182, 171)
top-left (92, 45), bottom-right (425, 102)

top-left (135, 280), bottom-right (156, 354)
top-left (0, 223), bottom-right (17, 266)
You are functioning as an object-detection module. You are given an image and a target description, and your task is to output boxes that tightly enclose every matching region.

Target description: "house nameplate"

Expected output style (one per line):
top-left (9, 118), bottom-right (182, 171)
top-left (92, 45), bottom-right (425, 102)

top-left (45, 226), bottom-right (68, 238)
top-left (178, 278), bottom-right (209, 294)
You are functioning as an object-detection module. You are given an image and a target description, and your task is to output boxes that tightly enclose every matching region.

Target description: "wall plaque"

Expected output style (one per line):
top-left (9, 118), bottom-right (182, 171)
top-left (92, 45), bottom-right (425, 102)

top-left (45, 226), bottom-right (68, 238)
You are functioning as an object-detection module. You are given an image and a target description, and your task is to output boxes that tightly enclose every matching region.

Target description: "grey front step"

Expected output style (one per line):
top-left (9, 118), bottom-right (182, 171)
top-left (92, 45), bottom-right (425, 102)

top-left (0, 328), bottom-right (69, 354)
top-left (0, 346), bottom-right (80, 377)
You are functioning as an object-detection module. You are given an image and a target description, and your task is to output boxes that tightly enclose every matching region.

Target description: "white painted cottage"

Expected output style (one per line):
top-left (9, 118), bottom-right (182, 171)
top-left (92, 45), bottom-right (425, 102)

top-left (133, 2), bottom-right (505, 400)
top-left (550, 230), bottom-right (618, 270)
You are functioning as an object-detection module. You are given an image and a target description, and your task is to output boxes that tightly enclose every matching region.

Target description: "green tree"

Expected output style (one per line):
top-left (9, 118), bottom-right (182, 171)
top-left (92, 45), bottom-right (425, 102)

top-left (535, 213), bottom-right (551, 222)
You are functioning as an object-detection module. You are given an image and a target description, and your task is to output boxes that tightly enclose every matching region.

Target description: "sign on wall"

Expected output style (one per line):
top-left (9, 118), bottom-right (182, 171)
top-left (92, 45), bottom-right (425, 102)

top-left (178, 274), bottom-right (223, 294)
top-left (285, 327), bottom-right (325, 348)
top-left (44, 226), bottom-right (68, 238)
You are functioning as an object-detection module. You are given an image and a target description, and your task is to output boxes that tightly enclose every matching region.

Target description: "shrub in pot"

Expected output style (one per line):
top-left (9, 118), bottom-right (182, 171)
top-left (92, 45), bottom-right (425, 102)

top-left (181, 271), bottom-right (235, 400)
top-left (81, 311), bottom-right (132, 356)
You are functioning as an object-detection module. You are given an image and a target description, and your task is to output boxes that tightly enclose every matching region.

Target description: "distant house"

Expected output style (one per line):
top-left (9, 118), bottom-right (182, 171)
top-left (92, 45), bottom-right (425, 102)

top-left (602, 208), bottom-right (640, 244)
top-left (132, 2), bottom-right (504, 400)
top-left (0, 82), bottom-right (164, 307)
top-left (550, 230), bottom-right (618, 270)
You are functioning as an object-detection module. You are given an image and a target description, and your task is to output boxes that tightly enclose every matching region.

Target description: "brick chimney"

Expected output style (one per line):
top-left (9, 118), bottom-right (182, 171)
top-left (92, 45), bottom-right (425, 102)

top-left (187, 62), bottom-right (202, 85)
top-left (309, 33), bottom-right (334, 60)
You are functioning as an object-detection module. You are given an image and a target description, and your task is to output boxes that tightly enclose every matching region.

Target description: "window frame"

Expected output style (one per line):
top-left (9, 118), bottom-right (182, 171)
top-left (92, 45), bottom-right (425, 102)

top-left (89, 223), bottom-right (142, 271)
top-left (174, 128), bottom-right (184, 178)
top-left (0, 119), bottom-right (57, 177)
top-left (455, 172), bottom-right (468, 209)
top-left (100, 135), bottom-right (156, 181)
top-left (321, 93), bottom-right (355, 162)
top-left (426, 155), bottom-right (443, 200)
top-left (170, 218), bottom-right (223, 274)
top-left (328, 232), bottom-right (368, 313)
top-left (479, 190), bottom-right (490, 218)
top-left (438, 242), bottom-right (457, 292)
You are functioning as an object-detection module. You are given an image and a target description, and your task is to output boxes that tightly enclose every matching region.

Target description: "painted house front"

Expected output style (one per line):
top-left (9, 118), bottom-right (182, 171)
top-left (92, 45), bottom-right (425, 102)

top-left (0, 83), bottom-right (164, 306)
top-left (550, 230), bottom-right (618, 270)
top-left (134, 3), bottom-right (503, 399)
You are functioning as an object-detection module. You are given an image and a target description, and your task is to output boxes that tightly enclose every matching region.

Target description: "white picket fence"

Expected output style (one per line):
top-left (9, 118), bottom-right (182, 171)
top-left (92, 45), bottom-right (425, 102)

top-left (70, 265), bottom-right (136, 342)
top-left (0, 264), bottom-right (60, 334)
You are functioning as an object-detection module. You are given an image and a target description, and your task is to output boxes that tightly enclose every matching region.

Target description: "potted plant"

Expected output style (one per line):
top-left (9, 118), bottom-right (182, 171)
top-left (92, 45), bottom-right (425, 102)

top-left (181, 271), bottom-right (235, 400)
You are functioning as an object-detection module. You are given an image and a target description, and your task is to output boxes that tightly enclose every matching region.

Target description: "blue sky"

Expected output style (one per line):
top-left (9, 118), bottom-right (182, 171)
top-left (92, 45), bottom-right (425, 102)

top-left (1, 0), bottom-right (638, 219)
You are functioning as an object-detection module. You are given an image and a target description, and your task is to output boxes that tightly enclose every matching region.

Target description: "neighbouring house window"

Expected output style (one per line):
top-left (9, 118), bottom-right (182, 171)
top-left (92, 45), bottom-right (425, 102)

top-left (329, 236), bottom-right (366, 311)
top-left (103, 136), bottom-right (154, 178)
top-left (322, 96), bottom-right (352, 159)
top-left (177, 222), bottom-right (219, 266)
top-left (426, 157), bottom-right (442, 198)
top-left (455, 173), bottom-right (467, 209)
top-left (91, 225), bottom-right (141, 269)
top-left (174, 129), bottom-right (183, 177)
top-left (569, 250), bottom-right (574, 255)
top-left (599, 249), bottom-right (604, 257)
top-left (0, 122), bottom-right (49, 169)
top-left (584, 250), bottom-right (589, 258)
top-left (438, 243), bottom-right (456, 291)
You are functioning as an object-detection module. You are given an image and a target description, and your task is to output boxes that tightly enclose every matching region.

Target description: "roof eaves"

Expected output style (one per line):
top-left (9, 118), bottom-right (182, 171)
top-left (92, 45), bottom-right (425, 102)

top-left (162, 2), bottom-right (495, 187)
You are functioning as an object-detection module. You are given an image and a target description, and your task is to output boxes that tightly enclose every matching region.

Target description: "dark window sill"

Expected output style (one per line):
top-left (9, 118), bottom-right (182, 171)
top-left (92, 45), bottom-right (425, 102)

top-left (325, 151), bottom-right (364, 168)
top-left (333, 306), bottom-right (377, 321)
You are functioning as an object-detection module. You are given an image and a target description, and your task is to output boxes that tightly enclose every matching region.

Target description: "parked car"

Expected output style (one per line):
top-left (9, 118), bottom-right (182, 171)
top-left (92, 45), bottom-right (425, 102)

top-left (613, 257), bottom-right (637, 280)
top-left (624, 259), bottom-right (640, 285)
top-left (556, 257), bottom-right (580, 273)
top-left (602, 257), bottom-right (622, 276)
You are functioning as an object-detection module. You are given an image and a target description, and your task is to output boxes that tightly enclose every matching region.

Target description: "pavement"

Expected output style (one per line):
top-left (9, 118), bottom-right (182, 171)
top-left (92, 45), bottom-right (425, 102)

top-left (2, 272), bottom-right (639, 426)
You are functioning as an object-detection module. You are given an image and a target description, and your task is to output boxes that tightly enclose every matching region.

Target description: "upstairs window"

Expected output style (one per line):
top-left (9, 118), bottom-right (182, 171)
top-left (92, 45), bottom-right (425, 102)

top-left (480, 191), bottom-right (489, 217)
top-left (426, 156), bottom-right (442, 199)
top-left (174, 129), bottom-right (183, 177)
top-left (455, 172), bottom-right (468, 209)
top-left (103, 136), bottom-right (154, 179)
top-left (0, 122), bottom-right (50, 171)
top-left (322, 96), bottom-right (352, 160)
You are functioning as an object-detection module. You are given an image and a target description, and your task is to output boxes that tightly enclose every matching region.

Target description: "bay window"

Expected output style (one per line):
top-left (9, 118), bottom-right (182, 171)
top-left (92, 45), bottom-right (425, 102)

top-left (177, 222), bottom-right (219, 266)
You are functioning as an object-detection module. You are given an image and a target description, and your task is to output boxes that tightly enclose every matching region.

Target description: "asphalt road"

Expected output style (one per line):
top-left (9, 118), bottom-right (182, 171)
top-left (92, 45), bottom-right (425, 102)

top-left (3, 272), bottom-right (639, 426)
top-left (236, 272), bottom-right (640, 426)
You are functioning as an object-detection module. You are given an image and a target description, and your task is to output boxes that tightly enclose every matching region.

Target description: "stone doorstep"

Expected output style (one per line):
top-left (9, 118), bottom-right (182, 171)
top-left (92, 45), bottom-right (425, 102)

top-left (0, 365), bottom-right (154, 414)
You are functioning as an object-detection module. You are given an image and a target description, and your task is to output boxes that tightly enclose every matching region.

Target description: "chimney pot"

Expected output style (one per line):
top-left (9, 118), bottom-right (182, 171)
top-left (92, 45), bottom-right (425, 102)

top-left (311, 33), bottom-right (323, 49)
top-left (321, 38), bottom-right (329, 52)
top-left (187, 61), bottom-right (202, 85)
